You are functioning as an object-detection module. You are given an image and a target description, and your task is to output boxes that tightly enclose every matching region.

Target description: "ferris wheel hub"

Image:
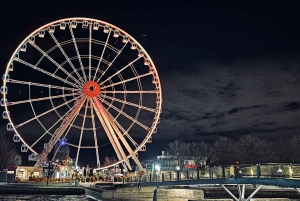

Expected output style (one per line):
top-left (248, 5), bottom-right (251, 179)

top-left (83, 81), bottom-right (101, 97)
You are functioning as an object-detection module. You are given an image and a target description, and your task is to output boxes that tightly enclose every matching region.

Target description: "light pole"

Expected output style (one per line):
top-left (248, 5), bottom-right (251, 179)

top-left (42, 161), bottom-right (55, 186)
top-left (155, 165), bottom-right (160, 181)
top-left (75, 166), bottom-right (80, 186)
top-left (176, 166), bottom-right (180, 181)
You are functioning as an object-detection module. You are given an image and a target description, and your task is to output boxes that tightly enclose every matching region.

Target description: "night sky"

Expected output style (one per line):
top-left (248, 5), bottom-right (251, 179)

top-left (1, 1), bottom-right (300, 165)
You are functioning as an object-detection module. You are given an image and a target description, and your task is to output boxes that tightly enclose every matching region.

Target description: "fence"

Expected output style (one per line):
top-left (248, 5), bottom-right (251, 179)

top-left (120, 163), bottom-right (300, 183)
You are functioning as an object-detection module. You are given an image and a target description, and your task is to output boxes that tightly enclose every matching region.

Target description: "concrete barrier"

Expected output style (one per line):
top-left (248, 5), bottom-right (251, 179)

top-left (155, 189), bottom-right (204, 201)
top-left (189, 199), bottom-right (290, 201)
top-left (102, 187), bottom-right (155, 200)
top-left (115, 186), bottom-right (157, 193)
top-left (96, 186), bottom-right (205, 201)
top-left (189, 200), bottom-right (233, 201)
top-left (250, 199), bottom-right (290, 201)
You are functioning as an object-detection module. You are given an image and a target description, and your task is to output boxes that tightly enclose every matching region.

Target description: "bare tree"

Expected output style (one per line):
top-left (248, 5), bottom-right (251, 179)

top-left (190, 141), bottom-right (209, 167)
top-left (270, 139), bottom-right (291, 163)
top-left (236, 134), bottom-right (272, 164)
top-left (10, 150), bottom-right (22, 166)
top-left (0, 131), bottom-right (22, 172)
top-left (103, 156), bottom-right (118, 167)
top-left (166, 140), bottom-right (185, 155)
top-left (53, 144), bottom-right (70, 164)
top-left (166, 140), bottom-right (191, 170)
top-left (289, 134), bottom-right (300, 163)
top-left (211, 137), bottom-right (235, 165)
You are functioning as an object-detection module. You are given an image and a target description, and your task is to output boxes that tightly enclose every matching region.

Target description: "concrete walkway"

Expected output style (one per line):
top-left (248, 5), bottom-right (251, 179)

top-left (120, 178), bottom-right (300, 188)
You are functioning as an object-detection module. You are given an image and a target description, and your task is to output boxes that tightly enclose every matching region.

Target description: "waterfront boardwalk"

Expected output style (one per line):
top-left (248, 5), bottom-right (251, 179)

top-left (2, 179), bottom-right (300, 200)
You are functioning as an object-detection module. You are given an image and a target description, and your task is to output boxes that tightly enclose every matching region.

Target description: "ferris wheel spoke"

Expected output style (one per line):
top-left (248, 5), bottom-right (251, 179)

top-left (104, 108), bottom-right (139, 148)
top-left (69, 24), bottom-right (87, 82)
top-left (96, 43), bottom-right (127, 82)
top-left (125, 133), bottom-right (139, 148)
top-left (102, 90), bottom-right (158, 94)
top-left (102, 72), bottom-right (152, 90)
top-left (90, 100), bottom-right (101, 168)
top-left (100, 57), bottom-right (141, 86)
top-left (62, 108), bottom-right (81, 148)
top-left (89, 24), bottom-right (92, 81)
top-left (16, 59), bottom-right (80, 88)
top-left (34, 96), bottom-right (87, 168)
top-left (30, 43), bottom-right (82, 86)
top-left (100, 94), bottom-right (156, 113)
top-left (15, 96), bottom-right (80, 129)
top-left (67, 143), bottom-right (79, 148)
top-left (8, 79), bottom-right (77, 91)
top-left (105, 103), bottom-right (141, 149)
top-left (92, 97), bottom-right (143, 170)
top-left (99, 98), bottom-right (150, 131)
top-left (91, 99), bottom-right (130, 169)
top-left (93, 29), bottom-right (112, 80)
top-left (75, 99), bottom-right (89, 167)
top-left (8, 93), bottom-right (79, 106)
top-left (48, 31), bottom-right (84, 84)
top-left (31, 104), bottom-right (76, 148)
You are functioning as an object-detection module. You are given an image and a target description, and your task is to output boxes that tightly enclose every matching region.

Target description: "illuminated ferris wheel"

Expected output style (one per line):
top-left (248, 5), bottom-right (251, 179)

top-left (1, 17), bottom-right (162, 170)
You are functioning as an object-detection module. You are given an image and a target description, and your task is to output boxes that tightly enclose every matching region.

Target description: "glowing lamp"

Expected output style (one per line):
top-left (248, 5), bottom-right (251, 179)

top-left (58, 138), bottom-right (67, 146)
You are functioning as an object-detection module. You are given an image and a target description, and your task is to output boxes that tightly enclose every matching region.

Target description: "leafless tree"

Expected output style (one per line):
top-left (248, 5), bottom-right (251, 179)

top-left (289, 134), bottom-right (300, 163)
top-left (235, 134), bottom-right (272, 164)
top-left (211, 136), bottom-right (235, 165)
top-left (53, 144), bottom-right (70, 164)
top-left (166, 140), bottom-right (185, 155)
top-left (190, 141), bottom-right (209, 167)
top-left (103, 156), bottom-right (118, 167)
top-left (166, 140), bottom-right (191, 170)
top-left (10, 150), bottom-right (22, 166)
top-left (0, 131), bottom-right (22, 172)
top-left (270, 139), bottom-right (291, 163)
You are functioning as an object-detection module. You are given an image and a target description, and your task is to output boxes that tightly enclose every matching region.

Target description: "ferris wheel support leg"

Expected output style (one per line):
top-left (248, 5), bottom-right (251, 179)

top-left (34, 96), bottom-right (86, 168)
top-left (92, 99), bottom-right (132, 170)
top-left (92, 97), bottom-right (144, 171)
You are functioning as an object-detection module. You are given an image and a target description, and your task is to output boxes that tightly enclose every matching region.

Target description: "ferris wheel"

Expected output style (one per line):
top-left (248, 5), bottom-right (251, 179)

top-left (1, 17), bottom-right (162, 170)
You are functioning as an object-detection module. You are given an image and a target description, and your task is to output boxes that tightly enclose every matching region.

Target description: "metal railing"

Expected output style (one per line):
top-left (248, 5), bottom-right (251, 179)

top-left (118, 163), bottom-right (300, 184)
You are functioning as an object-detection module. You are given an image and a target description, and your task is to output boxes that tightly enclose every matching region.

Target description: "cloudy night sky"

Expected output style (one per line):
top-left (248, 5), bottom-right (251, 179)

top-left (1, 1), bottom-right (300, 164)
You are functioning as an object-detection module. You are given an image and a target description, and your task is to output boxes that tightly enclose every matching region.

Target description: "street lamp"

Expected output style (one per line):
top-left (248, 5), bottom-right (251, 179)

top-left (176, 166), bottom-right (180, 181)
top-left (42, 161), bottom-right (55, 186)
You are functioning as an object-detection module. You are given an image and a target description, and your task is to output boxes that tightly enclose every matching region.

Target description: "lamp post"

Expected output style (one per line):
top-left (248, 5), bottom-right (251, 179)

top-left (155, 165), bottom-right (160, 181)
top-left (75, 166), bottom-right (80, 186)
top-left (176, 166), bottom-right (180, 181)
top-left (42, 161), bottom-right (55, 186)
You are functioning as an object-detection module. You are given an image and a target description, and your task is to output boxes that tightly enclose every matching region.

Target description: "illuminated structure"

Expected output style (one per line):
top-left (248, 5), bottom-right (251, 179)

top-left (151, 151), bottom-right (207, 173)
top-left (1, 17), bottom-right (162, 171)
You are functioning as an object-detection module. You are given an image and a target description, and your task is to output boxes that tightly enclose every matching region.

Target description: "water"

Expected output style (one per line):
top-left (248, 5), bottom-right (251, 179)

top-left (0, 194), bottom-right (97, 201)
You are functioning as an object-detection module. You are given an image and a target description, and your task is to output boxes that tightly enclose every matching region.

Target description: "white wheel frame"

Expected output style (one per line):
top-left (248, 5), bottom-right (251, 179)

top-left (2, 17), bottom-right (162, 170)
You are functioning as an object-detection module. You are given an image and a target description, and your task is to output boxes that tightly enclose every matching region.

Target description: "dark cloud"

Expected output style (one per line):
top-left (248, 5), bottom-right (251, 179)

top-left (155, 59), bottom-right (300, 141)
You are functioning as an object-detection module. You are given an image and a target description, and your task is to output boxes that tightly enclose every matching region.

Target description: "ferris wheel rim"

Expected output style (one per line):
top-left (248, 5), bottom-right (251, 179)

top-left (2, 17), bottom-right (162, 169)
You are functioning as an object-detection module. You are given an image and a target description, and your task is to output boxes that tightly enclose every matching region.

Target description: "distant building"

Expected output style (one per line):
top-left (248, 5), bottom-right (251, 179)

top-left (16, 166), bottom-right (43, 180)
top-left (147, 151), bottom-right (207, 174)
top-left (0, 165), bottom-right (18, 182)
